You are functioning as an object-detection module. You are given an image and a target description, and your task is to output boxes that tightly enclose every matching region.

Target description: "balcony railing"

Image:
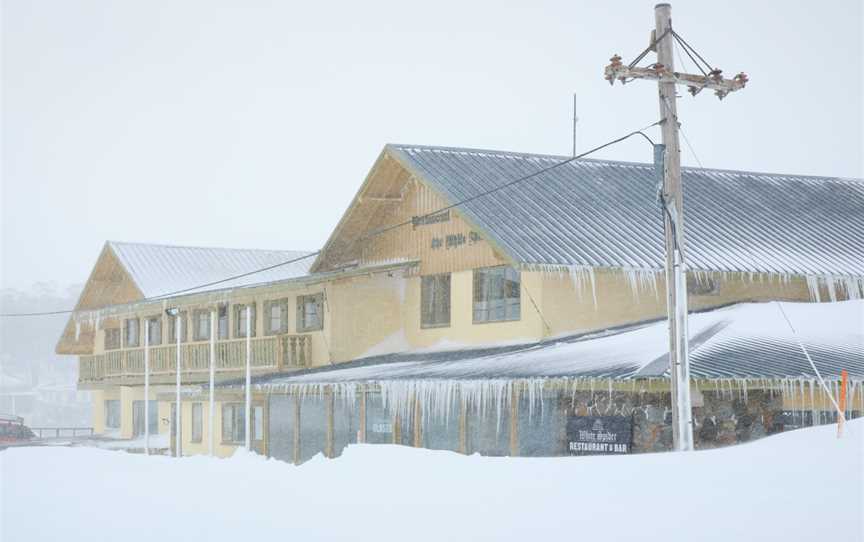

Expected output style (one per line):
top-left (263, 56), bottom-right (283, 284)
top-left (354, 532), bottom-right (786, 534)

top-left (79, 334), bottom-right (312, 383)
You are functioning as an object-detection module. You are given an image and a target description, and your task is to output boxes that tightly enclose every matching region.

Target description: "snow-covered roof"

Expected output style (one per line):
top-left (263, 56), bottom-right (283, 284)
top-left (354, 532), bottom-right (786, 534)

top-left (387, 144), bottom-right (864, 279)
top-left (249, 300), bottom-right (864, 385)
top-left (108, 241), bottom-right (314, 298)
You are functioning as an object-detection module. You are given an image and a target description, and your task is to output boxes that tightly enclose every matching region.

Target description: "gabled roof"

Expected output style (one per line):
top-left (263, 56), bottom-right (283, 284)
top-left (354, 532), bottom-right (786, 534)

top-left (107, 241), bottom-right (314, 298)
top-left (386, 144), bottom-right (864, 278)
top-left (57, 241), bottom-right (315, 355)
top-left (246, 300), bottom-right (864, 384)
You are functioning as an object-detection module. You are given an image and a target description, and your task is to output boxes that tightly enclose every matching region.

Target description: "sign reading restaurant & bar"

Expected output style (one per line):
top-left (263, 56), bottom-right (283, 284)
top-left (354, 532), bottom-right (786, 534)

top-left (566, 416), bottom-right (632, 455)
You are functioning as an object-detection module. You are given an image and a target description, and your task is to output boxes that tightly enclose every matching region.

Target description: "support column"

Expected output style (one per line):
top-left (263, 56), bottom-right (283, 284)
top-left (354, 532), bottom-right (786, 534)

top-left (244, 305), bottom-right (252, 451)
top-left (509, 385), bottom-right (519, 457)
top-left (174, 313), bottom-right (182, 458)
top-left (412, 395), bottom-right (422, 448)
top-left (209, 309), bottom-right (216, 456)
top-left (325, 387), bottom-right (334, 458)
top-left (144, 322), bottom-right (150, 455)
top-left (358, 389), bottom-right (367, 443)
top-left (293, 394), bottom-right (301, 464)
top-left (458, 396), bottom-right (468, 455)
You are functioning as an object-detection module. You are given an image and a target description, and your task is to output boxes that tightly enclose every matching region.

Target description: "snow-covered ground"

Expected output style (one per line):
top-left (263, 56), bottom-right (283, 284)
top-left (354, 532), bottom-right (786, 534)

top-left (2, 421), bottom-right (862, 542)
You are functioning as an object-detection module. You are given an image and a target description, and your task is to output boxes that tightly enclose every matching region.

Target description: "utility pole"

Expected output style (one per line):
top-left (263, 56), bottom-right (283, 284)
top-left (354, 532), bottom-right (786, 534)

top-left (604, 3), bottom-right (747, 451)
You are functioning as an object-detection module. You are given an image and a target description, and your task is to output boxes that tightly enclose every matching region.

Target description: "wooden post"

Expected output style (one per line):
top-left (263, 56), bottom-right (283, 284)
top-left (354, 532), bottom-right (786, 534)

top-left (393, 414), bottom-right (402, 445)
top-left (838, 369), bottom-right (848, 438)
top-left (359, 390), bottom-right (367, 443)
top-left (325, 387), bottom-right (334, 458)
top-left (458, 397), bottom-right (468, 455)
top-left (412, 395), bottom-right (422, 448)
top-left (263, 398), bottom-right (270, 457)
top-left (293, 394), bottom-right (301, 464)
top-left (655, 3), bottom-right (693, 452)
top-left (509, 385), bottom-right (519, 457)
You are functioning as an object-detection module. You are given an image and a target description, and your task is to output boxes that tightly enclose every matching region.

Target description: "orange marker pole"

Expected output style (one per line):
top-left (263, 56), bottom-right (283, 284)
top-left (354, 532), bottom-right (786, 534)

top-left (838, 369), bottom-right (848, 438)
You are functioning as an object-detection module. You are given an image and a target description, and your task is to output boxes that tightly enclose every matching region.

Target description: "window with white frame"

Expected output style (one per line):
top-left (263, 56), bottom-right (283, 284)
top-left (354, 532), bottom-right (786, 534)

top-left (104, 328), bottom-right (121, 350)
top-left (473, 266), bottom-right (521, 323)
top-left (104, 399), bottom-right (121, 429)
top-left (234, 303), bottom-right (257, 338)
top-left (297, 293), bottom-right (323, 332)
top-left (421, 274), bottom-right (451, 328)
top-left (146, 316), bottom-right (162, 345)
top-left (265, 299), bottom-right (289, 335)
top-left (193, 310), bottom-right (211, 341)
top-left (221, 403), bottom-right (263, 443)
top-left (132, 400), bottom-right (158, 437)
top-left (167, 311), bottom-right (188, 343)
top-left (217, 304), bottom-right (229, 340)
top-left (124, 318), bottom-right (140, 347)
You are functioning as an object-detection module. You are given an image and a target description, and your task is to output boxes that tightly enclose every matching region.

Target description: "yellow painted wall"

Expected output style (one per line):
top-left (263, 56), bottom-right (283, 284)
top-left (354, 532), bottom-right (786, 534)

top-left (403, 269), bottom-right (543, 349)
top-left (537, 268), bottom-right (812, 339)
top-left (174, 398), bottom-right (263, 458)
top-left (91, 385), bottom-right (171, 438)
top-left (91, 389), bottom-right (106, 434)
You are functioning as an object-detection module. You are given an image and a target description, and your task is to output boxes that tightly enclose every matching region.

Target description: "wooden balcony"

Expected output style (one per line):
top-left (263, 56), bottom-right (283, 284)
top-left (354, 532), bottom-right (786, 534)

top-left (78, 334), bottom-right (312, 385)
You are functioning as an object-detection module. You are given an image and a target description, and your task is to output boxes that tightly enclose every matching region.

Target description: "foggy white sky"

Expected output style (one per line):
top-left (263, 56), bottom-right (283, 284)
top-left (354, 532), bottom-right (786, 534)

top-left (2, 0), bottom-right (862, 292)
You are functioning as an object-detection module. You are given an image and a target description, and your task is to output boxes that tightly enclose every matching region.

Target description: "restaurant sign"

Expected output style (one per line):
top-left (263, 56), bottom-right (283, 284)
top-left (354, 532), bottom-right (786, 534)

top-left (566, 415), bottom-right (632, 455)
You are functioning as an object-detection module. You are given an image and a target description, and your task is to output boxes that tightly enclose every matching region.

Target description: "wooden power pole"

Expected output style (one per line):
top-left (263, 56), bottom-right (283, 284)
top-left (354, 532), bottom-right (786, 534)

top-left (604, 3), bottom-right (747, 451)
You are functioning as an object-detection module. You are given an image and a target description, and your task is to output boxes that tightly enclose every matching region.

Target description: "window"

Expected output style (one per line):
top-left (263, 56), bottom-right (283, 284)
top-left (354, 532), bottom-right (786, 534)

top-left (221, 403), bottom-right (263, 443)
top-left (104, 328), bottom-right (121, 350)
top-left (473, 266), bottom-right (521, 323)
top-left (687, 274), bottom-right (719, 296)
top-left (217, 304), bottom-right (229, 340)
top-left (297, 293), bottom-right (324, 332)
top-left (193, 310), bottom-right (212, 341)
top-left (132, 400), bottom-right (158, 437)
top-left (104, 400), bottom-right (121, 429)
top-left (421, 274), bottom-right (451, 328)
top-left (124, 318), bottom-right (140, 347)
top-left (167, 311), bottom-right (188, 343)
top-left (145, 316), bottom-right (162, 346)
top-left (234, 304), bottom-right (257, 338)
top-left (265, 299), bottom-right (289, 335)
top-left (222, 403), bottom-right (244, 443)
top-left (191, 403), bottom-right (203, 442)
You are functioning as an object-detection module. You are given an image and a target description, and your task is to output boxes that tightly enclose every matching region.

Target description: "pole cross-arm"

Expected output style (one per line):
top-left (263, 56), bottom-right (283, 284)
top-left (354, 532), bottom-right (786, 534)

top-left (604, 55), bottom-right (748, 100)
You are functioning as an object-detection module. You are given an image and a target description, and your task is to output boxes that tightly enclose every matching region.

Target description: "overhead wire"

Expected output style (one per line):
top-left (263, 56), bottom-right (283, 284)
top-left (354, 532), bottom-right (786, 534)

top-left (1, 121), bottom-right (662, 318)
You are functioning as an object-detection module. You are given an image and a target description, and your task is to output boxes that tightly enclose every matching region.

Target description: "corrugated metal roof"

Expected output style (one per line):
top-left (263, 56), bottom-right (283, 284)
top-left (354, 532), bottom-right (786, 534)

top-left (387, 144), bottom-right (864, 278)
top-left (108, 241), bottom-right (314, 298)
top-left (247, 300), bottom-right (863, 384)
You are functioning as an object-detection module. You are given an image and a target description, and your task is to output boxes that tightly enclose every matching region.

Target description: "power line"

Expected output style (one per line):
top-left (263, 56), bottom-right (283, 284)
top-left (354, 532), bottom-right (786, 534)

top-left (1, 122), bottom-right (661, 318)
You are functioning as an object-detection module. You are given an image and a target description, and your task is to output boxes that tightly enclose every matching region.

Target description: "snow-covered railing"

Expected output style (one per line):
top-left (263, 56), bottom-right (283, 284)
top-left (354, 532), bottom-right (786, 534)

top-left (78, 334), bottom-right (312, 384)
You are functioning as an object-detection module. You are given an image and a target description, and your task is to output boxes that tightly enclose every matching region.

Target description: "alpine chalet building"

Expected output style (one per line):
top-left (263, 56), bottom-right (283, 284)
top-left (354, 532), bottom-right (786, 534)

top-left (56, 144), bottom-right (864, 459)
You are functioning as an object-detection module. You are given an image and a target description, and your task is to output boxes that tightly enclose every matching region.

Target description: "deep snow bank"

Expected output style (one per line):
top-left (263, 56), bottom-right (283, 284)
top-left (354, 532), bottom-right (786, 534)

top-left (1, 420), bottom-right (862, 542)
